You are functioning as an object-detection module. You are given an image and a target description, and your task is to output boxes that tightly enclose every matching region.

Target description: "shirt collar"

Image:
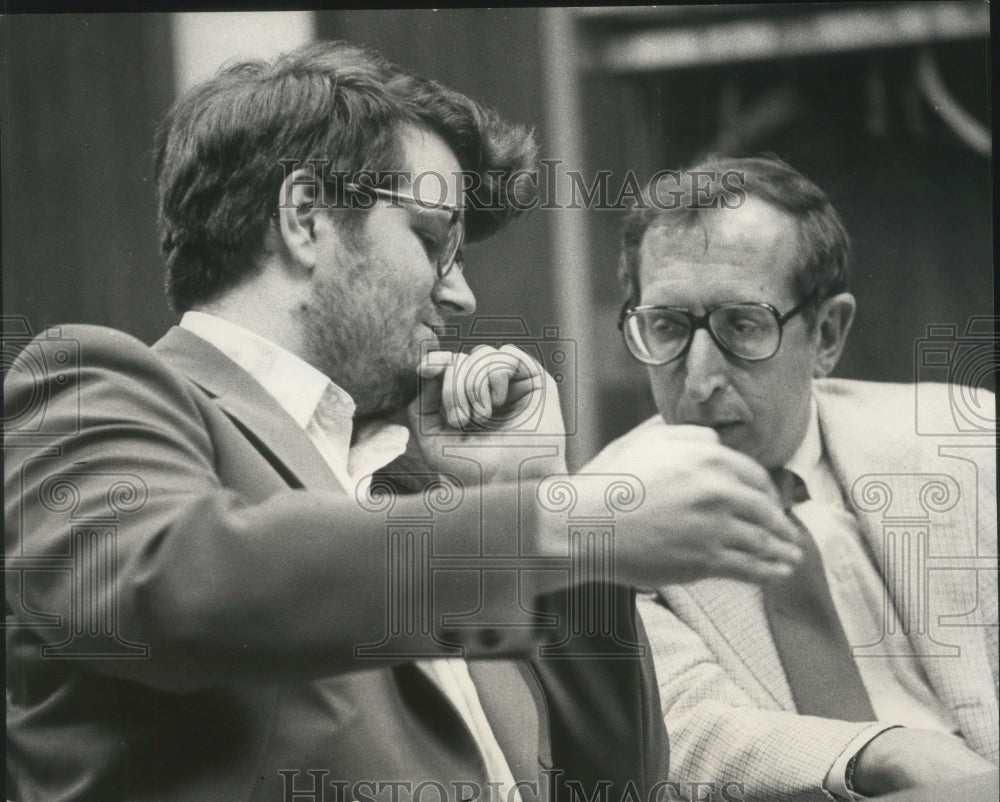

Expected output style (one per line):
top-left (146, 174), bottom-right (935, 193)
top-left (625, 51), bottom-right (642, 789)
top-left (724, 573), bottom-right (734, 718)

top-left (180, 310), bottom-right (354, 430)
top-left (785, 392), bottom-right (822, 480)
top-left (785, 395), bottom-right (825, 494)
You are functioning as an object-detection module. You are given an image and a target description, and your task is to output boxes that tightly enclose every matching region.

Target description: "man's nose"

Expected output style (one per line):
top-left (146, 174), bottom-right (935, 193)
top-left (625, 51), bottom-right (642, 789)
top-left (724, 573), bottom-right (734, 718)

top-left (681, 328), bottom-right (728, 402)
top-left (432, 266), bottom-right (477, 316)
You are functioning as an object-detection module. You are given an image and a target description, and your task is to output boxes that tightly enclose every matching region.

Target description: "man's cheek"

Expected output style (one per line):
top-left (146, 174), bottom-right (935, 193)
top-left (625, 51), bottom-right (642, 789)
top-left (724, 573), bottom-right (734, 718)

top-left (648, 374), bottom-right (679, 418)
top-left (716, 424), bottom-right (752, 455)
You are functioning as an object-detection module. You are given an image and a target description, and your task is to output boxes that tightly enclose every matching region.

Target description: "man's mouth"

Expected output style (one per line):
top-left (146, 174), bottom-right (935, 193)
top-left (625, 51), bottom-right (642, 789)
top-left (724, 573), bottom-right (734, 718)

top-left (682, 419), bottom-right (744, 435)
top-left (710, 421), bottom-right (742, 433)
top-left (421, 317), bottom-right (447, 334)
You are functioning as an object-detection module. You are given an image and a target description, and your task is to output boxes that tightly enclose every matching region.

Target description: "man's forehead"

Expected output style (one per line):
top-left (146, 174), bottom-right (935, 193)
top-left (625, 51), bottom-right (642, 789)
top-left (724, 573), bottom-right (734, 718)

top-left (398, 124), bottom-right (462, 206)
top-left (639, 197), bottom-right (801, 287)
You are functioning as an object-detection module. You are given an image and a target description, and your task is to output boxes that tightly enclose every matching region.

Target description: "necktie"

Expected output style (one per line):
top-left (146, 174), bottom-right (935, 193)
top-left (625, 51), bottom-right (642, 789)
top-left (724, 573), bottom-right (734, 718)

top-left (465, 660), bottom-right (541, 789)
top-left (764, 468), bottom-right (876, 721)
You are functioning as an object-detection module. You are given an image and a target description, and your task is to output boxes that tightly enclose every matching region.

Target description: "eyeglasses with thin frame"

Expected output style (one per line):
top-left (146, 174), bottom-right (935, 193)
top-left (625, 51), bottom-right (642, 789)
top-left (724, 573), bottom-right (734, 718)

top-left (618, 295), bottom-right (816, 365)
top-left (344, 183), bottom-right (465, 279)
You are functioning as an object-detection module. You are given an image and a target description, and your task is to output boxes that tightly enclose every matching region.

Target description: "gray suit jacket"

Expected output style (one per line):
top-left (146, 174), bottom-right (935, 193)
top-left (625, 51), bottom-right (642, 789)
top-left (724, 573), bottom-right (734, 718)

top-left (587, 378), bottom-right (997, 801)
top-left (5, 325), bottom-right (668, 802)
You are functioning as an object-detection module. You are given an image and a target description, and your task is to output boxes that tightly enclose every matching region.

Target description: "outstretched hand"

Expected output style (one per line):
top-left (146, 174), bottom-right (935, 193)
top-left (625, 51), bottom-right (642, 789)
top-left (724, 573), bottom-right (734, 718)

top-left (565, 424), bottom-right (805, 587)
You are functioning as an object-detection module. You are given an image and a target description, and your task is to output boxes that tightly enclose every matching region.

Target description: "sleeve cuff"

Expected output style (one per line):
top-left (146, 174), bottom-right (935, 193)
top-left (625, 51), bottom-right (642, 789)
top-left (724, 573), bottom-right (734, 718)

top-left (824, 724), bottom-right (903, 800)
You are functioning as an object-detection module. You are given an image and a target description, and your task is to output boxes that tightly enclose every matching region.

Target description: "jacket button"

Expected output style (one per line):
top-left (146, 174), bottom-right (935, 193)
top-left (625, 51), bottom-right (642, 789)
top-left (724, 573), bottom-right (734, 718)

top-left (477, 629), bottom-right (502, 649)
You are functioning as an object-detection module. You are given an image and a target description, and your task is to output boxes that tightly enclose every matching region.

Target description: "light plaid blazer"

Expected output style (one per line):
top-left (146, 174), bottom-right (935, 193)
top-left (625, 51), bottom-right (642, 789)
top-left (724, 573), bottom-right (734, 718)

top-left (587, 379), bottom-right (997, 801)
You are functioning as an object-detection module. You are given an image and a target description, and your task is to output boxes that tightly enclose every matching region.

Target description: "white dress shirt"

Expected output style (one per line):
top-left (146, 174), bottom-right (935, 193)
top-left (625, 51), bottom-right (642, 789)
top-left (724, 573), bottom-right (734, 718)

top-left (180, 311), bottom-right (523, 800)
top-left (787, 397), bottom-right (958, 799)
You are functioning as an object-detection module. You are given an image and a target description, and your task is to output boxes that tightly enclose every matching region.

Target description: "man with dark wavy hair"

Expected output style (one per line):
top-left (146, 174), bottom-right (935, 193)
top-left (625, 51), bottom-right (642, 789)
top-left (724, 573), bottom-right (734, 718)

top-left (592, 154), bottom-right (997, 801)
top-left (4, 45), bottom-right (807, 802)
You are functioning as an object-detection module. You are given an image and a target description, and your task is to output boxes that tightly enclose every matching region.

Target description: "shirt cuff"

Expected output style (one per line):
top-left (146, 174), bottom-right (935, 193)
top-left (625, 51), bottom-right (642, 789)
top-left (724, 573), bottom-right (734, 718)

top-left (824, 724), bottom-right (902, 800)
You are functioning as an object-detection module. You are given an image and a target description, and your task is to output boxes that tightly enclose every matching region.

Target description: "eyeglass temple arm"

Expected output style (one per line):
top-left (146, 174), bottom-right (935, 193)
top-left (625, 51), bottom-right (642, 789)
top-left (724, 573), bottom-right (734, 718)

top-left (617, 298), bottom-right (636, 330)
top-left (778, 292), bottom-right (818, 324)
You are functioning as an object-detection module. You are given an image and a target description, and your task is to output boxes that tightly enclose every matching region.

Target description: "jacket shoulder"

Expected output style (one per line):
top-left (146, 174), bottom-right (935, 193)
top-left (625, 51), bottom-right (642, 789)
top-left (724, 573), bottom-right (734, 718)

top-left (814, 377), bottom-right (996, 432)
top-left (813, 377), bottom-right (914, 403)
top-left (5, 324), bottom-right (166, 379)
top-left (3, 324), bottom-right (210, 443)
top-left (20, 323), bottom-right (154, 349)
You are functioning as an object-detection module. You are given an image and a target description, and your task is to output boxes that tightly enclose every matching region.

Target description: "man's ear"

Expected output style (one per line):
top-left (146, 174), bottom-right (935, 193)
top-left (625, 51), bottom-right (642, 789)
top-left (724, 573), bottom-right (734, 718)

top-left (275, 168), bottom-right (324, 271)
top-left (812, 292), bottom-right (856, 378)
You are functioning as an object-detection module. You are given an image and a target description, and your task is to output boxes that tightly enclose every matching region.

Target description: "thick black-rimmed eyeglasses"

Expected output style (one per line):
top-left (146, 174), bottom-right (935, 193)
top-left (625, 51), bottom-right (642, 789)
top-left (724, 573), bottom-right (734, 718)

top-left (618, 295), bottom-right (815, 365)
top-left (344, 183), bottom-right (465, 279)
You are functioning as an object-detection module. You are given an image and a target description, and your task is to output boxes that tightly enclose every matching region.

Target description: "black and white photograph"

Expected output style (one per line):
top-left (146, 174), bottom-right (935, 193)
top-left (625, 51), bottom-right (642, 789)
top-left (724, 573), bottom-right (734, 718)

top-left (2, 6), bottom-right (996, 802)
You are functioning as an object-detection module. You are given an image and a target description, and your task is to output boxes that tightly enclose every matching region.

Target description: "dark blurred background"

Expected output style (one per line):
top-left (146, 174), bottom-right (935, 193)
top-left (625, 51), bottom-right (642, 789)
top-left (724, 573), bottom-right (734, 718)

top-left (1, 5), bottom-right (992, 468)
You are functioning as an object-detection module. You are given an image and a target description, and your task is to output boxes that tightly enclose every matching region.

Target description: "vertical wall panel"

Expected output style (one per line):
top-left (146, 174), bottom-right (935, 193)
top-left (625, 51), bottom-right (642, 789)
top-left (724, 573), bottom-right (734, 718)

top-left (2, 13), bottom-right (176, 344)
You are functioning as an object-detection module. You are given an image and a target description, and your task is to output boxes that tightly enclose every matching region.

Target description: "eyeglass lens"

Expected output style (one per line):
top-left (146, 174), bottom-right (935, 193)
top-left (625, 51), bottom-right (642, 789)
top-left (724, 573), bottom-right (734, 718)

top-left (438, 214), bottom-right (463, 277)
top-left (345, 184), bottom-right (464, 278)
top-left (625, 305), bottom-right (783, 363)
top-left (394, 196), bottom-right (464, 278)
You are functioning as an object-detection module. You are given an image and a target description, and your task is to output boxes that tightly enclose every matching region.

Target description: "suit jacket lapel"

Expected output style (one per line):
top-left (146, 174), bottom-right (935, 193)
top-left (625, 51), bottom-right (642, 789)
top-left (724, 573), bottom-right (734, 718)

top-left (661, 579), bottom-right (794, 709)
top-left (153, 326), bottom-right (340, 491)
top-left (467, 660), bottom-right (549, 791)
top-left (815, 382), bottom-right (997, 754)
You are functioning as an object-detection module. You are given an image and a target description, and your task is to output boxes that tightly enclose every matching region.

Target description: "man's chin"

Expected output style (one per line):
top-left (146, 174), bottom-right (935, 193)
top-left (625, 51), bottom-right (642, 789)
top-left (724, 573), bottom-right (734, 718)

top-left (352, 368), bottom-right (420, 418)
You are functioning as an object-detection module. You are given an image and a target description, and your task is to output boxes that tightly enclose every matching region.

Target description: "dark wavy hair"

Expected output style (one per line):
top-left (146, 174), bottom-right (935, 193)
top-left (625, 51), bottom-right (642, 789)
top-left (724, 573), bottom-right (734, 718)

top-left (155, 40), bottom-right (538, 312)
top-left (618, 154), bottom-right (851, 322)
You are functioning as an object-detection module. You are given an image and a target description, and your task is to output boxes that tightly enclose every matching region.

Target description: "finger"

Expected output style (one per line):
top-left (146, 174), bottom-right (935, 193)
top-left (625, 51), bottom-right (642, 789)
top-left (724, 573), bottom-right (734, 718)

top-left (728, 486), bottom-right (804, 546)
top-left (496, 344), bottom-right (544, 405)
top-left (716, 450), bottom-right (783, 503)
top-left (497, 344), bottom-right (542, 378)
top-left (697, 479), bottom-right (801, 546)
top-left (469, 388), bottom-right (493, 425)
top-left (711, 549), bottom-right (799, 584)
top-left (465, 344), bottom-right (516, 407)
top-left (660, 424), bottom-right (720, 443)
top-left (484, 362), bottom-right (511, 409)
top-left (720, 521), bottom-right (804, 566)
top-left (461, 346), bottom-right (514, 421)
top-left (465, 349), bottom-right (500, 421)
top-left (452, 351), bottom-right (488, 427)
top-left (417, 350), bottom-right (457, 379)
top-left (411, 372), bottom-right (443, 417)
top-left (441, 360), bottom-right (470, 430)
top-left (502, 368), bottom-right (541, 406)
